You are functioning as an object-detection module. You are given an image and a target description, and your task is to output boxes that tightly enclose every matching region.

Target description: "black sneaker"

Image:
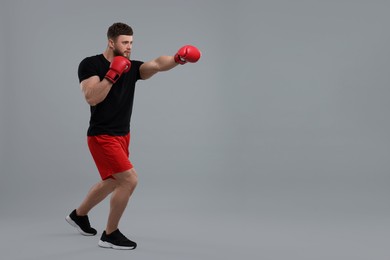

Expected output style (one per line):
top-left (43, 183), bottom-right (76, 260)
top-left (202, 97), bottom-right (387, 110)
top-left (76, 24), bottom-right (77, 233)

top-left (65, 209), bottom-right (97, 236)
top-left (98, 229), bottom-right (137, 250)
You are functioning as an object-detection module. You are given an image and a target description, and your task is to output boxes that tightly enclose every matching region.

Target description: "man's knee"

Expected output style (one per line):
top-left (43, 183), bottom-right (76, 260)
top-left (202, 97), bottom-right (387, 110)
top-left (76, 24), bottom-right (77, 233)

top-left (126, 168), bottom-right (138, 187)
top-left (115, 168), bottom-right (138, 189)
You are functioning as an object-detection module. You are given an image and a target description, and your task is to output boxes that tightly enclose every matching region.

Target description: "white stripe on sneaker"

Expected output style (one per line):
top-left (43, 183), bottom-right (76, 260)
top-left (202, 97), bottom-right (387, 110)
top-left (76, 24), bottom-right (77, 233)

top-left (98, 240), bottom-right (136, 250)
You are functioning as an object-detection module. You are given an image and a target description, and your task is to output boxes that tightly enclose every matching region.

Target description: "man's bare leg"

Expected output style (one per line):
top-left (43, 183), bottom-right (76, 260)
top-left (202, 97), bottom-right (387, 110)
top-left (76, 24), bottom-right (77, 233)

top-left (76, 178), bottom-right (117, 216)
top-left (66, 178), bottom-right (116, 236)
top-left (105, 168), bottom-right (138, 234)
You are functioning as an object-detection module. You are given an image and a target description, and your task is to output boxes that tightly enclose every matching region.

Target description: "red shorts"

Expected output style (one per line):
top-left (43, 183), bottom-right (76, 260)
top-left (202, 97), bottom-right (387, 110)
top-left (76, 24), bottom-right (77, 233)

top-left (87, 133), bottom-right (133, 180)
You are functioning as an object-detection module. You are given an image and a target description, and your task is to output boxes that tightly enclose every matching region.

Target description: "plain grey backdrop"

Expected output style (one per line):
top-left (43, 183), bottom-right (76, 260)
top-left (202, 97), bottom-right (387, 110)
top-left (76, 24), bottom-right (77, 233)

top-left (1, 0), bottom-right (389, 259)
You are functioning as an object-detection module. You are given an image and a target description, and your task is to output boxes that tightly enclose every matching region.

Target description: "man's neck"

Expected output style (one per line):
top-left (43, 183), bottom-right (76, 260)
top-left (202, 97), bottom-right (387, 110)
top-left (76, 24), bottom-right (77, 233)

top-left (103, 48), bottom-right (114, 62)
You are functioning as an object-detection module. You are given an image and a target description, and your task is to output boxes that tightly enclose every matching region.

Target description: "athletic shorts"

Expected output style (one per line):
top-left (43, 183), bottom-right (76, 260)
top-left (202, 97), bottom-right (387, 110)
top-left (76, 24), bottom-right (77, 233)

top-left (87, 133), bottom-right (133, 180)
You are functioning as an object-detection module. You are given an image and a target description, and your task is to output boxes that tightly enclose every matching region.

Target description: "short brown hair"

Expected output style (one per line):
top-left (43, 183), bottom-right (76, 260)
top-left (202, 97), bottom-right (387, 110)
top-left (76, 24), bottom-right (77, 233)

top-left (107, 22), bottom-right (133, 40)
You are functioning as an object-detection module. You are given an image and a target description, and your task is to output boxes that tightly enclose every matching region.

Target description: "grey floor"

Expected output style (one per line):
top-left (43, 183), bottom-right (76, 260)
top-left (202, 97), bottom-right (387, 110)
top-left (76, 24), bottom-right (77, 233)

top-left (2, 184), bottom-right (389, 260)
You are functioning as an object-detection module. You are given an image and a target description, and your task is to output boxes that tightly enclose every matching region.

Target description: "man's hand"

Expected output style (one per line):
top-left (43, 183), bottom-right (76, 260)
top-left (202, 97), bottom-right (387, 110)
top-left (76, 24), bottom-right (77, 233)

top-left (174, 45), bottom-right (201, 65)
top-left (105, 56), bottom-right (131, 83)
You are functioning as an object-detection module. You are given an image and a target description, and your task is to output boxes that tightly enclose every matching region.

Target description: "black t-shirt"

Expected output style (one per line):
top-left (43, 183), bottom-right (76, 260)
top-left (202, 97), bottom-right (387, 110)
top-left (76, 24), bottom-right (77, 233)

top-left (78, 54), bottom-right (144, 136)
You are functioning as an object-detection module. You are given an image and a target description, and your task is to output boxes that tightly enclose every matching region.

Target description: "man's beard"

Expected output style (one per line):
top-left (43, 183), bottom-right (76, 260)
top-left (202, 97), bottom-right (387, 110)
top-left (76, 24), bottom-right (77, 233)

top-left (113, 48), bottom-right (129, 59)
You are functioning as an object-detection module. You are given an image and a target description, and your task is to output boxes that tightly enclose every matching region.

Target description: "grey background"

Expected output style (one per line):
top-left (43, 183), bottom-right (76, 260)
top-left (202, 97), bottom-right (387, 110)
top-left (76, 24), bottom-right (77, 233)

top-left (1, 0), bottom-right (389, 259)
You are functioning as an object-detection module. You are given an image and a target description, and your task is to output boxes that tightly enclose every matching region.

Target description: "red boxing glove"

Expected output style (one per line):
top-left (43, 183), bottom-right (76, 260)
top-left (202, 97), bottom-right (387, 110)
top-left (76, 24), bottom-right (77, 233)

top-left (174, 45), bottom-right (201, 65)
top-left (105, 56), bottom-right (131, 83)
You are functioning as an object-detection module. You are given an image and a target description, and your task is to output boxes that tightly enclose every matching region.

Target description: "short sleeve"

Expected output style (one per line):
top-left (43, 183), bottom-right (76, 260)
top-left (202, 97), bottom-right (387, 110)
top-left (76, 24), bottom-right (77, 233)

top-left (78, 57), bottom-right (99, 83)
top-left (131, 60), bottom-right (144, 81)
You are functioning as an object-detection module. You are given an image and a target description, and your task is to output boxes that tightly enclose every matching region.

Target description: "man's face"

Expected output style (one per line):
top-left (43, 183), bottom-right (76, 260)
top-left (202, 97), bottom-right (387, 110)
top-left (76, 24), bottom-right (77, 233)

top-left (111, 35), bottom-right (133, 58)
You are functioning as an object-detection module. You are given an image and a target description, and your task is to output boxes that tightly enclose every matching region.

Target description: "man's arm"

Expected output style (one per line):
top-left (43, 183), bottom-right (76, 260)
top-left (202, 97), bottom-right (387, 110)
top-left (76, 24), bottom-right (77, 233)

top-left (140, 45), bottom-right (201, 80)
top-left (140, 56), bottom-right (177, 80)
top-left (80, 76), bottom-right (113, 106)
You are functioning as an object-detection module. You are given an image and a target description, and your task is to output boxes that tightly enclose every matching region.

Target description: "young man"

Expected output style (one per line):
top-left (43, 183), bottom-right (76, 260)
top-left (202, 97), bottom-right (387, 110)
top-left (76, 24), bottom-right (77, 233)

top-left (66, 22), bottom-right (201, 250)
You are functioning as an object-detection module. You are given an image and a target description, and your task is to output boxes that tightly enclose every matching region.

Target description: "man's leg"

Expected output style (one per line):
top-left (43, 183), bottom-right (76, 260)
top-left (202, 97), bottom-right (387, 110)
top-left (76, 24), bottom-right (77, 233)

top-left (77, 178), bottom-right (117, 216)
top-left (105, 168), bottom-right (138, 234)
top-left (66, 178), bottom-right (117, 235)
top-left (97, 168), bottom-right (138, 250)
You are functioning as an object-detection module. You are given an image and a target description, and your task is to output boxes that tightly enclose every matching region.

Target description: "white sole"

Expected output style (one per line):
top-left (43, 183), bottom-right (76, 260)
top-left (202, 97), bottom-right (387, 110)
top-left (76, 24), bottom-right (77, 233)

top-left (65, 215), bottom-right (95, 236)
top-left (98, 240), bottom-right (136, 250)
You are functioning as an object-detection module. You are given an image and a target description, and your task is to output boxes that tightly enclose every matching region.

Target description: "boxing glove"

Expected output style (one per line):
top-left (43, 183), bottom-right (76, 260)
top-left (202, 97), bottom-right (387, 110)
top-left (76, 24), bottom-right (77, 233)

top-left (105, 56), bottom-right (131, 83)
top-left (174, 45), bottom-right (201, 65)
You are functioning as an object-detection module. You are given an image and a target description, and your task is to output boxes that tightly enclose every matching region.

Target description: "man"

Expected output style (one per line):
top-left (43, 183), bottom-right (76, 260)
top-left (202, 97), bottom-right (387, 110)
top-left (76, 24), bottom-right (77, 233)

top-left (66, 22), bottom-right (201, 250)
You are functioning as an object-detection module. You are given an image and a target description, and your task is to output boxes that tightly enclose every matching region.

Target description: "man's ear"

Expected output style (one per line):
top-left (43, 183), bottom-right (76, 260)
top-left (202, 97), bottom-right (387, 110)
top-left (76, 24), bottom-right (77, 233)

top-left (108, 39), bottom-right (115, 49)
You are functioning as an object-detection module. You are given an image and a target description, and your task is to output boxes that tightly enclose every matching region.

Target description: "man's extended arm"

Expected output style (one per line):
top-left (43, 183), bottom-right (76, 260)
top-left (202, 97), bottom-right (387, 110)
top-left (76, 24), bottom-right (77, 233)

top-left (140, 45), bottom-right (201, 80)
